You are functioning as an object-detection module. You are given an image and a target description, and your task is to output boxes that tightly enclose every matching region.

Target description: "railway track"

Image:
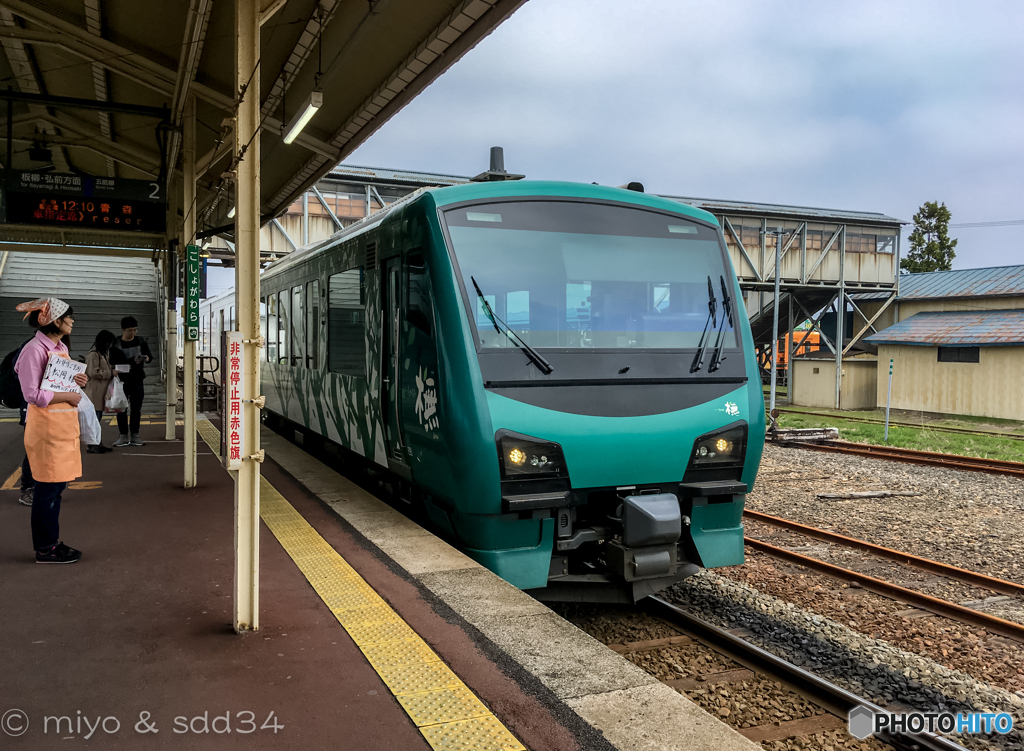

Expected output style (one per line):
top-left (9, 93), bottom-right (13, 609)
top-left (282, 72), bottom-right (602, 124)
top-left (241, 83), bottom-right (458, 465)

top-left (636, 597), bottom-right (969, 751)
top-left (780, 439), bottom-right (1024, 478)
top-left (742, 511), bottom-right (1024, 643)
top-left (777, 408), bottom-right (1024, 442)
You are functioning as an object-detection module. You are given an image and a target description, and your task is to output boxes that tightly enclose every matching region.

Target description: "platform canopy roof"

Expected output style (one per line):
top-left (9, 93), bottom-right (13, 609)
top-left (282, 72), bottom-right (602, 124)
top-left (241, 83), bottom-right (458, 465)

top-left (864, 310), bottom-right (1024, 347)
top-left (0, 0), bottom-right (524, 249)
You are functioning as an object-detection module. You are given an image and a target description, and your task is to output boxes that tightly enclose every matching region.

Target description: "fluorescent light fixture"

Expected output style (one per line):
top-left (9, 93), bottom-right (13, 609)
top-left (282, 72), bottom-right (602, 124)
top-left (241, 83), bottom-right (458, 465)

top-left (227, 206), bottom-right (235, 218)
top-left (283, 91), bottom-right (323, 145)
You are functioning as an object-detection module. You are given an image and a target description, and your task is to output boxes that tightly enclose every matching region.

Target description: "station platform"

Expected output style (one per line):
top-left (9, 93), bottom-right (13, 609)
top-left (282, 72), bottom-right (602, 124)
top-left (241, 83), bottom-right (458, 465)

top-left (0, 412), bottom-right (759, 751)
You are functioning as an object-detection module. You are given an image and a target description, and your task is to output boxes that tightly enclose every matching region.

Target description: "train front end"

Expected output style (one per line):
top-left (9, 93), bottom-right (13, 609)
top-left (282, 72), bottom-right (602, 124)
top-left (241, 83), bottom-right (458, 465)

top-left (433, 182), bottom-right (764, 603)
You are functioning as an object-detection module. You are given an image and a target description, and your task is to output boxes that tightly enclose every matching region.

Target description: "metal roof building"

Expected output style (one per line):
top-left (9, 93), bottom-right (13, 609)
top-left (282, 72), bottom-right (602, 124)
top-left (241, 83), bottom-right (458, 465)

top-left (897, 264), bottom-right (1024, 300)
top-left (864, 310), bottom-right (1024, 347)
top-left (850, 267), bottom-right (1024, 421)
top-left (852, 264), bottom-right (1024, 302)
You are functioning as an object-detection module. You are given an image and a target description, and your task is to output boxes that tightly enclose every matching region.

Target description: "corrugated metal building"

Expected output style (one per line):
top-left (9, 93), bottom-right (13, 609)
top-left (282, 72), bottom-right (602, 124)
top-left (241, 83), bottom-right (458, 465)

top-left (0, 250), bottom-right (162, 368)
top-left (860, 265), bottom-right (1024, 420)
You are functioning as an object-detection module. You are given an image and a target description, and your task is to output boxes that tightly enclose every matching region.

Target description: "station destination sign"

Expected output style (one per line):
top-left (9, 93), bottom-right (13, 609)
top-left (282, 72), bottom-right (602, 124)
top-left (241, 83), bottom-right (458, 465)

top-left (2, 170), bottom-right (166, 233)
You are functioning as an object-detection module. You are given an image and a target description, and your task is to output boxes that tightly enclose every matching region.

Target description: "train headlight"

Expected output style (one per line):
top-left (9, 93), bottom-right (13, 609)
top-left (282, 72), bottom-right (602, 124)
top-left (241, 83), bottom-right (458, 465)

top-left (689, 424), bottom-right (747, 468)
top-left (497, 430), bottom-right (566, 479)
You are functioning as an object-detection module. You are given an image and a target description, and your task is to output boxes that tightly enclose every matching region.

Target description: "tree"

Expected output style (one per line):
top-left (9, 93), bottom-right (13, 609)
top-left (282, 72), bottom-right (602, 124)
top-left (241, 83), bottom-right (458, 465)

top-left (901, 201), bottom-right (957, 273)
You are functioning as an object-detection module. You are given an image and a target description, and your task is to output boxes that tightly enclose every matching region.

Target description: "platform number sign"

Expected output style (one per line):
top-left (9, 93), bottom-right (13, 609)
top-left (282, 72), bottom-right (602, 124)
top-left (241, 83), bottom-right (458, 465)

top-left (185, 244), bottom-right (200, 341)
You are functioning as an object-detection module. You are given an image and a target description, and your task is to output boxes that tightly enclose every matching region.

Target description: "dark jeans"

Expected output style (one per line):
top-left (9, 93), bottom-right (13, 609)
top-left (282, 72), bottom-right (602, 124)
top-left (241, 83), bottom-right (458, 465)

top-left (31, 481), bottom-right (67, 550)
top-left (21, 453), bottom-right (33, 490)
top-left (116, 381), bottom-right (145, 435)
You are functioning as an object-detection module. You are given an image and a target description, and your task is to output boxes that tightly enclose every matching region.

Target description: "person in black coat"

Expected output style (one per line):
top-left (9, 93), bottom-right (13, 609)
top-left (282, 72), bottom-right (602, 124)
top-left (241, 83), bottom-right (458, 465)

top-left (109, 316), bottom-right (153, 447)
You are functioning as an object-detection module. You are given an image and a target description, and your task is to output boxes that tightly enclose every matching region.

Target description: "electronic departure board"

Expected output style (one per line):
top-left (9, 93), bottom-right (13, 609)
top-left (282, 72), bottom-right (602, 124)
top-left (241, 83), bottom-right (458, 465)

top-left (2, 171), bottom-right (166, 233)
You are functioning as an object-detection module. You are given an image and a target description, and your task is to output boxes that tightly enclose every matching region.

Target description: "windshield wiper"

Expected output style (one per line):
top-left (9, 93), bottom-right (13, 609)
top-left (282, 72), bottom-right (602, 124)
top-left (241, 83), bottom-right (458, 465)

top-left (689, 276), bottom-right (717, 373)
top-left (471, 276), bottom-right (554, 375)
top-left (708, 275), bottom-right (734, 373)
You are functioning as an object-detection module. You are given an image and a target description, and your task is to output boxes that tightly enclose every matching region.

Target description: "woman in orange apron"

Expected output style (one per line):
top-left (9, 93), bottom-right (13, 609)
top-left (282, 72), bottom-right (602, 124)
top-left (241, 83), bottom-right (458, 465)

top-left (14, 297), bottom-right (89, 564)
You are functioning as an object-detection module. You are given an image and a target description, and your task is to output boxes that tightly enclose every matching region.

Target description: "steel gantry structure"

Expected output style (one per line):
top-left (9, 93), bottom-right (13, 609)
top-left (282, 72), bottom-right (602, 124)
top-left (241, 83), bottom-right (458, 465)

top-left (668, 197), bottom-right (906, 410)
top-left (0, 0), bottom-right (528, 632)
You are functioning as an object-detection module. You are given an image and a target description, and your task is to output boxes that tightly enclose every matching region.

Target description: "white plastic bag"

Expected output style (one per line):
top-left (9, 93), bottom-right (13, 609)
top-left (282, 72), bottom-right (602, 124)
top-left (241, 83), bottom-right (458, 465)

top-left (105, 378), bottom-right (128, 412)
top-left (78, 392), bottom-right (103, 446)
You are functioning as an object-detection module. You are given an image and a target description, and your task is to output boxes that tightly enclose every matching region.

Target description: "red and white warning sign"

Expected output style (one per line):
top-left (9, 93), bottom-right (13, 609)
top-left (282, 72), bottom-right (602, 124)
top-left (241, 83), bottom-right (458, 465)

top-left (224, 332), bottom-right (244, 471)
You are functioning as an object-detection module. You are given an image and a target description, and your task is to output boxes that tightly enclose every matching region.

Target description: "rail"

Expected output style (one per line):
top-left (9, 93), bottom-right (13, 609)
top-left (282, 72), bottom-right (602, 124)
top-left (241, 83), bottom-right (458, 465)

top-left (780, 439), bottom-right (1024, 478)
top-left (744, 510), bottom-right (1024, 598)
top-left (644, 597), bottom-right (970, 751)
top-left (777, 407), bottom-right (1024, 442)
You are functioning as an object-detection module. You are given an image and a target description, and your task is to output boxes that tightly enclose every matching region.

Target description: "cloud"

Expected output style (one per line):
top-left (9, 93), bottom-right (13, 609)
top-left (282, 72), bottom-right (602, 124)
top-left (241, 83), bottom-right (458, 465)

top-left (347, 0), bottom-right (1024, 268)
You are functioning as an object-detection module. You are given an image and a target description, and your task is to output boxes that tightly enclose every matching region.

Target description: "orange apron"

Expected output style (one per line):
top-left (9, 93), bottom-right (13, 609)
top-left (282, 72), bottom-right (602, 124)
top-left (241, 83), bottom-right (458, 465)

top-left (24, 402), bottom-right (82, 484)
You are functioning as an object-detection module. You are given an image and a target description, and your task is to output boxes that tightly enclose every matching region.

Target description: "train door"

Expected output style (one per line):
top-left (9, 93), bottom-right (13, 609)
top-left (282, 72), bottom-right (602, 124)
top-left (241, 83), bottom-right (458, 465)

top-left (381, 256), bottom-right (407, 466)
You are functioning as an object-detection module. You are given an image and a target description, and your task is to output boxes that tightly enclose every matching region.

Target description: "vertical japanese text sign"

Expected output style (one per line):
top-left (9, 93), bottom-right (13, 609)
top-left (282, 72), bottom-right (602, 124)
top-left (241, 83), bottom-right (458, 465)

top-left (185, 243), bottom-right (201, 341)
top-left (224, 332), bottom-right (245, 471)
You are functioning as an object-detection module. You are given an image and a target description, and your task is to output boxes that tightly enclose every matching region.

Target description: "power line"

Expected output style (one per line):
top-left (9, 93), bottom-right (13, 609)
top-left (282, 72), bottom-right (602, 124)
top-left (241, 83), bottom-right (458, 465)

top-left (948, 220), bottom-right (1024, 228)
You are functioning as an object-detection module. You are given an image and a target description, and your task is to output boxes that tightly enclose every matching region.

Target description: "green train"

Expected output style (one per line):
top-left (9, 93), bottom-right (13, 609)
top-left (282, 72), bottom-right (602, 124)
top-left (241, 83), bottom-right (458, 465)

top-left (199, 180), bottom-right (765, 602)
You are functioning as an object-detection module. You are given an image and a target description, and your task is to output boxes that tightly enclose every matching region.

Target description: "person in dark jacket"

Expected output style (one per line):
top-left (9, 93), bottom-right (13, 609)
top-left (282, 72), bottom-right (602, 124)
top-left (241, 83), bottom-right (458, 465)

top-left (109, 316), bottom-right (153, 447)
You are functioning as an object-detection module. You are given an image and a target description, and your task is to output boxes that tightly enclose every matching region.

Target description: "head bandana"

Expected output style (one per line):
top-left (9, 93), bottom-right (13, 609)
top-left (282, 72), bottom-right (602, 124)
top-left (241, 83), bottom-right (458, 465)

top-left (15, 297), bottom-right (70, 327)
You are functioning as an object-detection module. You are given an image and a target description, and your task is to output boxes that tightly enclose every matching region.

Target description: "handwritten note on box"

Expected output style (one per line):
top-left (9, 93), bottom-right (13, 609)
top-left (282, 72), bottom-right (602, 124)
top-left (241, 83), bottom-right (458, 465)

top-left (40, 353), bottom-right (86, 393)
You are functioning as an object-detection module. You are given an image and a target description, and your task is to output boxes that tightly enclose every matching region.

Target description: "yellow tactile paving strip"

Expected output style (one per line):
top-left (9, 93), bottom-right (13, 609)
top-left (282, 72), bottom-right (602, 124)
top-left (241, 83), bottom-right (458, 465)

top-left (195, 420), bottom-right (525, 751)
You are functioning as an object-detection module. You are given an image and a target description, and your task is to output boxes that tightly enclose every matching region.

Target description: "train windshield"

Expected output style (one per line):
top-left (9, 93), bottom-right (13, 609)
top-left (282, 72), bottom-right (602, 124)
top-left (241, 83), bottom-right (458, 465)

top-left (444, 200), bottom-right (737, 350)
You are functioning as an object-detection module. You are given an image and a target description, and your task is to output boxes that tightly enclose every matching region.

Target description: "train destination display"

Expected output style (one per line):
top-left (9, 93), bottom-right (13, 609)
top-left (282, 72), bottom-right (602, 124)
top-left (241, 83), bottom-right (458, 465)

top-left (2, 171), bottom-right (166, 232)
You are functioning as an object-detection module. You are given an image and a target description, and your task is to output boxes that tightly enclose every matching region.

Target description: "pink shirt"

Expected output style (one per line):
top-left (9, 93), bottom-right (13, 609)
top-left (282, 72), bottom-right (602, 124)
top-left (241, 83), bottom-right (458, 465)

top-left (14, 330), bottom-right (69, 408)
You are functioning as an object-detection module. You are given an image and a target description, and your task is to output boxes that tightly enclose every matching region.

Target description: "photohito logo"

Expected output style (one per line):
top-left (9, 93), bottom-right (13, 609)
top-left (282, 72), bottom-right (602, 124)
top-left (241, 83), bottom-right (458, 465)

top-left (848, 705), bottom-right (1014, 739)
top-left (2, 709), bottom-right (29, 737)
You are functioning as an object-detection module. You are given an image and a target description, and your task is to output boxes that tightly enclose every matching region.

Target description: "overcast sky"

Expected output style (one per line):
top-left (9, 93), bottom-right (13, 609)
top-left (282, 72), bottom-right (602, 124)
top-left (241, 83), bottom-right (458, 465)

top-left (345, 0), bottom-right (1024, 271)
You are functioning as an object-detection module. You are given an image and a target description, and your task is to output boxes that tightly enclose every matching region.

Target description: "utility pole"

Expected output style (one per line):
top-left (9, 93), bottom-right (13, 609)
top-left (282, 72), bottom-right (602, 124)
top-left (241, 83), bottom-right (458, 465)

top-left (767, 226), bottom-right (787, 428)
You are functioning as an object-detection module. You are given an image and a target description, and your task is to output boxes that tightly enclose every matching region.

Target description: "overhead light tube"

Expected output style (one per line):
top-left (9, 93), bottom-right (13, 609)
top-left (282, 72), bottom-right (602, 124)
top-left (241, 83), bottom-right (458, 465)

top-left (283, 91), bottom-right (323, 145)
top-left (227, 206), bottom-right (236, 218)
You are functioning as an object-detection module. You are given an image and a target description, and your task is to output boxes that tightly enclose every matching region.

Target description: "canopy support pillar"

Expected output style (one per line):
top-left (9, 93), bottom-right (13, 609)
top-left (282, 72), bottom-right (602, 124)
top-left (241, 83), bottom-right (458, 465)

top-left (183, 93), bottom-right (198, 488)
top-left (233, 0), bottom-right (260, 634)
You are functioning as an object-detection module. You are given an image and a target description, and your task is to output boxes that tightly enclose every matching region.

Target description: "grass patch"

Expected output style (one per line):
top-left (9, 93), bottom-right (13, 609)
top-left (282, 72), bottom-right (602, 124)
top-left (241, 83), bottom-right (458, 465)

top-left (777, 413), bottom-right (1024, 462)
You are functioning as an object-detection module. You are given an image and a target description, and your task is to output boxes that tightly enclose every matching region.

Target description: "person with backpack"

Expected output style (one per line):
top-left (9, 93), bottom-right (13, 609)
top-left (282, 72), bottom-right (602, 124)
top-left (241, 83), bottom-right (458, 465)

top-left (13, 297), bottom-right (88, 564)
top-left (84, 330), bottom-right (117, 454)
top-left (1, 337), bottom-right (35, 505)
top-left (109, 316), bottom-right (152, 447)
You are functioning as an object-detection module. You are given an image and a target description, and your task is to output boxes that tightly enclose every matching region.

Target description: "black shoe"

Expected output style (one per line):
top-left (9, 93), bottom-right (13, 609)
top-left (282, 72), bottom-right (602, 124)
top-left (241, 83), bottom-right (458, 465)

top-left (36, 542), bottom-right (82, 564)
top-left (87, 445), bottom-right (102, 454)
top-left (98, 444), bottom-right (113, 453)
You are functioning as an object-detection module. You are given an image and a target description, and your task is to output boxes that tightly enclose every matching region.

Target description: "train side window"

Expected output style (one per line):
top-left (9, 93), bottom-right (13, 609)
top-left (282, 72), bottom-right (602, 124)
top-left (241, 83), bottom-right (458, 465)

top-left (406, 250), bottom-right (432, 335)
top-left (292, 285), bottom-right (305, 367)
top-left (278, 290), bottom-right (290, 364)
top-left (306, 280), bottom-right (320, 368)
top-left (259, 298), bottom-right (267, 352)
top-left (267, 294), bottom-right (278, 362)
top-left (328, 267), bottom-right (366, 376)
